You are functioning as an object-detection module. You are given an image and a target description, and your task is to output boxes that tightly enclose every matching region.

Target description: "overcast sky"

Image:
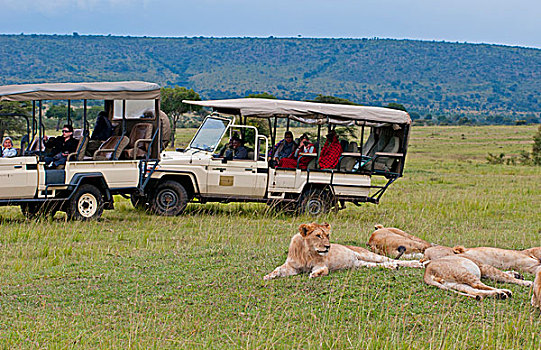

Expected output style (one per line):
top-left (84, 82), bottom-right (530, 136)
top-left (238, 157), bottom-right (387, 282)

top-left (0, 0), bottom-right (539, 48)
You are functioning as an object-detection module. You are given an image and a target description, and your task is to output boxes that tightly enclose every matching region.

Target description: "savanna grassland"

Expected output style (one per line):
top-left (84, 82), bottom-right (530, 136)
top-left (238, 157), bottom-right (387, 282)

top-left (0, 125), bottom-right (539, 349)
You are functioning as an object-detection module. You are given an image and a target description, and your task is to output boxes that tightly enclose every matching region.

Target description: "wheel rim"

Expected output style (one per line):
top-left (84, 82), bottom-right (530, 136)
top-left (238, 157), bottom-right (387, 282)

top-left (78, 193), bottom-right (98, 218)
top-left (157, 189), bottom-right (178, 211)
top-left (306, 198), bottom-right (324, 215)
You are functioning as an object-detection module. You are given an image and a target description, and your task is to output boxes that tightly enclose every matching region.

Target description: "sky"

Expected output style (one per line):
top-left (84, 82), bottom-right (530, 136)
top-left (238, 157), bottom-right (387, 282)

top-left (0, 0), bottom-right (540, 48)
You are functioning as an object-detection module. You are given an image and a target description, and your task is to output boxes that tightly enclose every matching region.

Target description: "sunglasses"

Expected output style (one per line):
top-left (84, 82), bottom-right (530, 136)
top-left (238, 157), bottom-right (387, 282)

top-left (62, 130), bottom-right (71, 133)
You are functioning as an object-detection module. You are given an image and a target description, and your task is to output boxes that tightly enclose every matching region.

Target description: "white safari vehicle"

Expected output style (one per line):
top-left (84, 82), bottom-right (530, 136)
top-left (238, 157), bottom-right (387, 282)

top-left (0, 81), bottom-right (163, 220)
top-left (139, 98), bottom-right (412, 216)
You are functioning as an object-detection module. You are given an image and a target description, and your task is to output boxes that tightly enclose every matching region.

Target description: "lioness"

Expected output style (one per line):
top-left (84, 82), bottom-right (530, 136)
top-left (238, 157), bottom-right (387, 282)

top-left (368, 224), bottom-right (432, 259)
top-left (453, 246), bottom-right (541, 274)
top-left (263, 222), bottom-right (423, 280)
top-left (424, 256), bottom-right (513, 300)
top-left (422, 246), bottom-right (533, 288)
top-left (532, 268), bottom-right (541, 309)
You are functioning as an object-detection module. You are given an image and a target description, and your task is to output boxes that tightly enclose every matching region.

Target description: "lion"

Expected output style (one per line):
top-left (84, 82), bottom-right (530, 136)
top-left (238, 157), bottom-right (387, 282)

top-left (452, 246), bottom-right (541, 274)
top-left (424, 255), bottom-right (514, 300)
top-left (532, 268), bottom-right (541, 309)
top-left (368, 224), bottom-right (432, 259)
top-left (422, 246), bottom-right (533, 289)
top-left (263, 222), bottom-right (423, 280)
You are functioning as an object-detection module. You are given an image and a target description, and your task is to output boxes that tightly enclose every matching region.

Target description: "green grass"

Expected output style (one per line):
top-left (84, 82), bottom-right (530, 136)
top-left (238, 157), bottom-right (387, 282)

top-left (0, 125), bottom-right (540, 349)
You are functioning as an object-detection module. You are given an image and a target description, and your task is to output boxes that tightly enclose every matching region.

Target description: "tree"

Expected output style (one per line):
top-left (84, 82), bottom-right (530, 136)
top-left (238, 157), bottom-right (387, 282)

top-left (533, 125), bottom-right (541, 166)
top-left (386, 102), bottom-right (407, 111)
top-left (0, 101), bottom-right (32, 140)
top-left (161, 87), bottom-right (202, 147)
top-left (310, 95), bottom-right (358, 105)
top-left (246, 92), bottom-right (276, 99)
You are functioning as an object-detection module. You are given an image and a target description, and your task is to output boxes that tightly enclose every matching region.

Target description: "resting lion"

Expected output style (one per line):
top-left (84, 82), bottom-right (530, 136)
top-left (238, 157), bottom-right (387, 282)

top-left (422, 246), bottom-right (532, 295)
top-left (368, 224), bottom-right (432, 259)
top-left (532, 268), bottom-right (541, 309)
top-left (452, 246), bottom-right (541, 275)
top-left (263, 222), bottom-right (423, 280)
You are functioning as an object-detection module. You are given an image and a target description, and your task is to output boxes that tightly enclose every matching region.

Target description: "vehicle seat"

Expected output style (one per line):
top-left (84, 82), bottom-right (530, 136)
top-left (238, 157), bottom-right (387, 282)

top-left (28, 137), bottom-right (45, 153)
top-left (373, 136), bottom-right (400, 171)
top-left (362, 132), bottom-right (377, 157)
top-left (68, 132), bottom-right (89, 161)
top-left (339, 142), bottom-right (359, 172)
top-left (340, 140), bottom-right (349, 153)
top-left (73, 128), bottom-right (83, 140)
top-left (94, 136), bottom-right (129, 160)
top-left (124, 123), bottom-right (153, 159)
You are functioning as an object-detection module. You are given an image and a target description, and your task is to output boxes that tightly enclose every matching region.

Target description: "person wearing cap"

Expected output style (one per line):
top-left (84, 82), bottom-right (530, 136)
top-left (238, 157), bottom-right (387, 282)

top-left (319, 130), bottom-right (342, 169)
top-left (1, 137), bottom-right (17, 158)
top-left (43, 124), bottom-right (78, 168)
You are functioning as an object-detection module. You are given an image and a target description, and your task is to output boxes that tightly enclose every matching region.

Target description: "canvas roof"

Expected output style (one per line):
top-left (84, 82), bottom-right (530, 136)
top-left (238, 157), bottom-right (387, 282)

top-left (183, 98), bottom-right (411, 125)
top-left (0, 81), bottom-right (160, 101)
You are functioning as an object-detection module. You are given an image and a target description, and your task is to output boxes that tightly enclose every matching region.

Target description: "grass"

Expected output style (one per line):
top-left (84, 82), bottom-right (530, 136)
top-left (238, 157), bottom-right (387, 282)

top-left (0, 125), bottom-right (540, 349)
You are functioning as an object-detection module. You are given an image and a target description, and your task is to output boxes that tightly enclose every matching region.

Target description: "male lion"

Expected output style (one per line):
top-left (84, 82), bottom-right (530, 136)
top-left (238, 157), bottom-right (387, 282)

top-left (263, 222), bottom-right (423, 280)
top-left (453, 246), bottom-right (541, 274)
top-left (368, 224), bottom-right (432, 259)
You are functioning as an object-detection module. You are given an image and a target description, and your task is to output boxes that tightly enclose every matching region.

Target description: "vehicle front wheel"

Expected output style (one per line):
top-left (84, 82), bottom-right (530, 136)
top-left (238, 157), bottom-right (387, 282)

top-left (297, 188), bottom-right (334, 216)
top-left (66, 184), bottom-right (104, 221)
top-left (150, 181), bottom-right (188, 216)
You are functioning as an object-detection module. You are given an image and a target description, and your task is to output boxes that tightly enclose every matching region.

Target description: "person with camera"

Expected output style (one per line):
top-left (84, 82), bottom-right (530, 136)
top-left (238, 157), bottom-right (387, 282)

top-left (278, 133), bottom-right (315, 169)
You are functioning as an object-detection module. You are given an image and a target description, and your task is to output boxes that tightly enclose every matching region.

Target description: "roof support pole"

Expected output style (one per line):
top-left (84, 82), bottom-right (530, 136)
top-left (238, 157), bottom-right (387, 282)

top-left (38, 100), bottom-right (43, 155)
top-left (67, 100), bottom-right (71, 126)
top-left (286, 118), bottom-right (290, 131)
top-left (83, 99), bottom-right (87, 132)
top-left (316, 124), bottom-right (321, 169)
top-left (272, 116), bottom-right (277, 149)
top-left (360, 122), bottom-right (365, 154)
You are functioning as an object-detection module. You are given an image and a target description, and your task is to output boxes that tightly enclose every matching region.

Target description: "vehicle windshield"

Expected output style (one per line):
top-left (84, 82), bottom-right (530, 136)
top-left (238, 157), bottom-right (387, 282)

top-left (189, 117), bottom-right (230, 151)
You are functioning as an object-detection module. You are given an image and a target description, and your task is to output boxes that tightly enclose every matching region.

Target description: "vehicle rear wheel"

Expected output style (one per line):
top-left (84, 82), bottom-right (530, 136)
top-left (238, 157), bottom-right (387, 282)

top-left (150, 181), bottom-right (188, 216)
top-left (66, 184), bottom-right (104, 221)
top-left (297, 188), bottom-right (334, 216)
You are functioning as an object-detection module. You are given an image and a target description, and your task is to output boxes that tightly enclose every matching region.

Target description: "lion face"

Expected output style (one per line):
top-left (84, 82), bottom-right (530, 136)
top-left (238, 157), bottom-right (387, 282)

top-left (299, 222), bottom-right (331, 256)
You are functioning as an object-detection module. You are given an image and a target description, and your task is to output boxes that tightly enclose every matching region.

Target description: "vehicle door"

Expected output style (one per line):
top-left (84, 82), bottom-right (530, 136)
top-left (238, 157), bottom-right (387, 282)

top-left (206, 130), bottom-right (267, 198)
top-left (0, 156), bottom-right (39, 199)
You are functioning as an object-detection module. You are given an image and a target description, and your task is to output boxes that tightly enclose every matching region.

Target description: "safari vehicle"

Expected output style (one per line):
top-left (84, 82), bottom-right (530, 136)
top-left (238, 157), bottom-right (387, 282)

top-left (0, 81), bottom-right (163, 220)
top-left (140, 98), bottom-right (411, 216)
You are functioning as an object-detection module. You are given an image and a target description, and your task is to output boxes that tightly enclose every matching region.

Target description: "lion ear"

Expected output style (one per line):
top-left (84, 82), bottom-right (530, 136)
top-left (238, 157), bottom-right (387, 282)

top-left (321, 222), bottom-right (331, 230)
top-left (299, 223), bottom-right (313, 237)
top-left (375, 224), bottom-right (384, 230)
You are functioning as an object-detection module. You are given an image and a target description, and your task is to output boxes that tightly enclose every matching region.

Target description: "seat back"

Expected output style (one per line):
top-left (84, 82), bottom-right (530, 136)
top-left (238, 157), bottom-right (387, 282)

top-left (128, 123), bottom-right (153, 148)
top-left (362, 132), bottom-right (377, 156)
top-left (340, 140), bottom-right (349, 153)
top-left (124, 123), bottom-right (153, 159)
top-left (373, 136), bottom-right (400, 171)
top-left (94, 136), bottom-right (129, 160)
top-left (73, 128), bottom-right (83, 140)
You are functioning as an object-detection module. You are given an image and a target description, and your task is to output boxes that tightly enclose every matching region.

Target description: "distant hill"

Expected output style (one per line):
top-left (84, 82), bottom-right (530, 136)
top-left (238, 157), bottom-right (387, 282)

top-left (0, 35), bottom-right (539, 121)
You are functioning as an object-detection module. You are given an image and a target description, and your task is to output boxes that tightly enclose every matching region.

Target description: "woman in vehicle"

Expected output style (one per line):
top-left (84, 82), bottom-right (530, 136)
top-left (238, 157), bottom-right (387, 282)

top-left (271, 131), bottom-right (297, 166)
top-left (279, 133), bottom-right (315, 169)
top-left (2, 137), bottom-right (17, 158)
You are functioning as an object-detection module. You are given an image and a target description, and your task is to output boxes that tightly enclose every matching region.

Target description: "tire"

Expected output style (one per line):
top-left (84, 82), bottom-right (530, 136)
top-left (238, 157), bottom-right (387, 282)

top-left (20, 202), bottom-right (59, 219)
top-left (150, 181), bottom-right (188, 216)
top-left (130, 193), bottom-right (148, 210)
top-left (297, 188), bottom-right (334, 216)
top-left (66, 184), bottom-right (104, 221)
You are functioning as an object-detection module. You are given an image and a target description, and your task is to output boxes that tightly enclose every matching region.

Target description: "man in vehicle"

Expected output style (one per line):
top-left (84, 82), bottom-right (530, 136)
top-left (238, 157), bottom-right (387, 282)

top-left (224, 137), bottom-right (248, 160)
top-left (319, 130), bottom-right (342, 169)
top-left (44, 124), bottom-right (78, 168)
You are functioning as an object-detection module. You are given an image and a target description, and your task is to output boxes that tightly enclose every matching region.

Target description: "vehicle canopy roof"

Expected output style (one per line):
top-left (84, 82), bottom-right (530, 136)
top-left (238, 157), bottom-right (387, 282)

top-left (183, 98), bottom-right (411, 126)
top-left (0, 81), bottom-right (160, 101)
